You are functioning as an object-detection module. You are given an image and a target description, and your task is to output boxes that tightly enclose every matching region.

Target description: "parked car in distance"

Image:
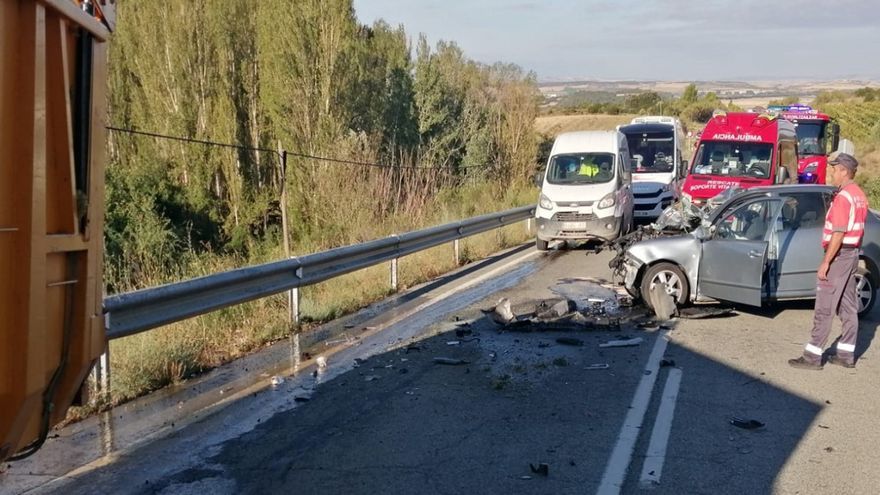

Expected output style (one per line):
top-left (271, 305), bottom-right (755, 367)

top-left (623, 185), bottom-right (879, 315)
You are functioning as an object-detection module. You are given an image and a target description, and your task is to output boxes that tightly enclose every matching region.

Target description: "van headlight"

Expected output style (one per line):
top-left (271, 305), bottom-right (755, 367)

top-left (539, 193), bottom-right (553, 210)
top-left (597, 192), bottom-right (615, 209)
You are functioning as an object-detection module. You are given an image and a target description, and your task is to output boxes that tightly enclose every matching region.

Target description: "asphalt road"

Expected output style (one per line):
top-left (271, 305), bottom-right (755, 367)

top-left (3, 244), bottom-right (880, 495)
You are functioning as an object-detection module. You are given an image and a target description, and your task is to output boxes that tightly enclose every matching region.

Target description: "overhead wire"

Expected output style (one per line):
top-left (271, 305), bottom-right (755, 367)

top-left (106, 126), bottom-right (494, 171)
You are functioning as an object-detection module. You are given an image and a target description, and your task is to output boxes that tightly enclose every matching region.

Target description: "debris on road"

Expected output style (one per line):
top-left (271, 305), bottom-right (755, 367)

top-left (270, 375), bottom-right (285, 387)
top-left (599, 337), bottom-right (644, 348)
top-left (484, 297), bottom-right (515, 325)
top-left (659, 359), bottom-right (676, 367)
top-left (446, 341), bottom-right (461, 346)
top-left (678, 307), bottom-right (735, 319)
top-left (556, 337), bottom-right (584, 347)
top-left (529, 463), bottom-right (549, 476)
top-left (294, 396), bottom-right (310, 403)
top-left (649, 283), bottom-right (676, 321)
top-left (729, 417), bottom-right (765, 430)
top-left (364, 375), bottom-right (380, 382)
top-left (433, 357), bottom-right (469, 365)
top-left (316, 356), bottom-right (328, 368)
top-left (585, 363), bottom-right (610, 370)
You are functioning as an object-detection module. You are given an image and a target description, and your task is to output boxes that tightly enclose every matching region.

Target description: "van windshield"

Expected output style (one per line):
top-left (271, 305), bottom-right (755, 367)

top-left (624, 131), bottom-right (674, 173)
top-left (690, 141), bottom-right (774, 180)
top-left (794, 122), bottom-right (827, 156)
top-left (546, 153), bottom-right (616, 185)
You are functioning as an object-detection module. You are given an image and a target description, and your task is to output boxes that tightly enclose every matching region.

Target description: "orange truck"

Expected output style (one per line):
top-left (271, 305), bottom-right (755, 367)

top-left (1, 0), bottom-right (113, 463)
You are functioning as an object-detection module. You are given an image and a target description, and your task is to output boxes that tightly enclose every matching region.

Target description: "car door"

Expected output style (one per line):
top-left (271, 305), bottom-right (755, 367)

top-left (698, 198), bottom-right (781, 306)
top-left (773, 192), bottom-right (831, 298)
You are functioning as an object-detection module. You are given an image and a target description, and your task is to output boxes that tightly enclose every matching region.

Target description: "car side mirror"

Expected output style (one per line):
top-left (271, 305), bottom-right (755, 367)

top-left (679, 159), bottom-right (688, 178)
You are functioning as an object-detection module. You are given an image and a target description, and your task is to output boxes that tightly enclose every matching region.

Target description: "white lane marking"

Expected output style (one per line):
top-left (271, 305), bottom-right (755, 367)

top-left (596, 330), bottom-right (669, 495)
top-left (639, 367), bottom-right (683, 489)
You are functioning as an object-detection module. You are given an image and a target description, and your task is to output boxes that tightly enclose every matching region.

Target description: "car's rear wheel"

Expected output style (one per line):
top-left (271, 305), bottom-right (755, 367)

top-left (536, 238), bottom-right (549, 251)
top-left (855, 268), bottom-right (875, 316)
top-left (640, 262), bottom-right (689, 308)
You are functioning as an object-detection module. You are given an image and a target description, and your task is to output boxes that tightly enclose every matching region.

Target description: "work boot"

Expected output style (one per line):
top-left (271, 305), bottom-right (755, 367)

top-left (788, 356), bottom-right (823, 370)
top-left (826, 355), bottom-right (855, 369)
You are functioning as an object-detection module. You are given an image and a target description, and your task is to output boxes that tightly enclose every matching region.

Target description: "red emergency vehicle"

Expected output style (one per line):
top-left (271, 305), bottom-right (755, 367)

top-left (681, 111), bottom-right (798, 205)
top-left (772, 104), bottom-right (840, 184)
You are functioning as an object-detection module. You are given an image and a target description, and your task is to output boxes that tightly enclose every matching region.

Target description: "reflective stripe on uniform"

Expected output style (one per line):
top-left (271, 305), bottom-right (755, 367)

top-left (805, 343), bottom-right (823, 356)
top-left (837, 342), bottom-right (856, 353)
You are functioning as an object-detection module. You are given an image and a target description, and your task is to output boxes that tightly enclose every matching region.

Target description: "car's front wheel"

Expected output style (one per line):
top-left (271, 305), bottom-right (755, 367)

top-left (855, 267), bottom-right (875, 316)
top-left (640, 262), bottom-right (689, 308)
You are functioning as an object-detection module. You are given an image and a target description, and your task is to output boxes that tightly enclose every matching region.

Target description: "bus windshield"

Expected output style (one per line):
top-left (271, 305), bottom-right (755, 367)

top-left (625, 131), bottom-right (674, 173)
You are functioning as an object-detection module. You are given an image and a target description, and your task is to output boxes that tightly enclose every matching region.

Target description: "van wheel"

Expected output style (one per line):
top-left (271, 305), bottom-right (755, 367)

top-left (536, 238), bottom-right (549, 251)
top-left (855, 268), bottom-right (875, 316)
top-left (640, 262), bottom-right (689, 308)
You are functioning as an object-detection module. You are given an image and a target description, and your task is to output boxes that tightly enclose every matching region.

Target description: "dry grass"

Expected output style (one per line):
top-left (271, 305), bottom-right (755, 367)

top-left (103, 181), bottom-right (538, 403)
top-left (534, 113), bottom-right (637, 136)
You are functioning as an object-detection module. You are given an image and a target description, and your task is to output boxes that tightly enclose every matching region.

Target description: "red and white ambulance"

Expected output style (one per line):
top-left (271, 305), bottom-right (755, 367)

top-left (681, 111), bottom-right (798, 206)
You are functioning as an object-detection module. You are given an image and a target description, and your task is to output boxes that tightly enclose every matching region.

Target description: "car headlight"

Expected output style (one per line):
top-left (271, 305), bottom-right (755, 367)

top-left (539, 193), bottom-right (553, 210)
top-left (661, 183), bottom-right (672, 193)
top-left (597, 192), bottom-right (615, 209)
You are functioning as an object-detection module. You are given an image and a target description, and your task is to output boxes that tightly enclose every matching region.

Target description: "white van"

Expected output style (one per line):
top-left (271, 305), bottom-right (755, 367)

top-left (535, 130), bottom-right (634, 250)
top-left (617, 116), bottom-right (686, 219)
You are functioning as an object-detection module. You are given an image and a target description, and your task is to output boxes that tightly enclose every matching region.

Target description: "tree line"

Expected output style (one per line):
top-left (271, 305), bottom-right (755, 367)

top-left (106, 0), bottom-right (539, 291)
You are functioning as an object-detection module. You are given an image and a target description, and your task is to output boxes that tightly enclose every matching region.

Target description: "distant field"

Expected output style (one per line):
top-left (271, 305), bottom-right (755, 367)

top-left (534, 113), bottom-right (637, 136)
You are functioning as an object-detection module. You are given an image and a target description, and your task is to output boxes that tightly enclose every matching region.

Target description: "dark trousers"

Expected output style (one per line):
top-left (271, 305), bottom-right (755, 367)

top-left (803, 248), bottom-right (860, 364)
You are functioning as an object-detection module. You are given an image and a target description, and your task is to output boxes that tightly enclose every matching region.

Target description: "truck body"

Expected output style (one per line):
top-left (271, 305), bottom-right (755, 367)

top-left (618, 116), bottom-right (686, 220)
top-left (535, 131), bottom-right (634, 249)
top-left (1, 0), bottom-right (111, 463)
top-left (772, 104), bottom-right (840, 184)
top-left (681, 111), bottom-right (798, 206)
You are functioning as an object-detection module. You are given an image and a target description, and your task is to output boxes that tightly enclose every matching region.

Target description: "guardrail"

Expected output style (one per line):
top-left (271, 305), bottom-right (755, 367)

top-left (103, 205), bottom-right (536, 340)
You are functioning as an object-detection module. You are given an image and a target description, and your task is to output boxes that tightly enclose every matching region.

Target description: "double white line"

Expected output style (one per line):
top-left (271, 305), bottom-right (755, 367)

top-left (596, 331), bottom-right (683, 494)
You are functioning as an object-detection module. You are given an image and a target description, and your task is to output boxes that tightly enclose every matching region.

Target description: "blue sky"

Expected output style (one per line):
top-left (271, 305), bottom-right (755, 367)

top-left (352, 0), bottom-right (880, 81)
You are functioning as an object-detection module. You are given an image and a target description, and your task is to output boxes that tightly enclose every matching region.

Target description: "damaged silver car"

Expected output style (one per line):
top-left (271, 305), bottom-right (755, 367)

top-left (620, 185), bottom-right (880, 315)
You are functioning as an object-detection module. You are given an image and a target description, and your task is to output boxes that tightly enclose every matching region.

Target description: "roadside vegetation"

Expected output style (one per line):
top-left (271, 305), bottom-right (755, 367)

top-left (101, 1), bottom-right (540, 405)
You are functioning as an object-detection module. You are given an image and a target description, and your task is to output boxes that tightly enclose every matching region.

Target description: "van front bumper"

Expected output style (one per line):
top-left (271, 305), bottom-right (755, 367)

top-left (536, 214), bottom-right (622, 242)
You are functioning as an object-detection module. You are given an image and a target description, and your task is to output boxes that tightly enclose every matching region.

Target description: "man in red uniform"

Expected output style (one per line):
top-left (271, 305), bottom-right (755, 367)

top-left (789, 152), bottom-right (868, 370)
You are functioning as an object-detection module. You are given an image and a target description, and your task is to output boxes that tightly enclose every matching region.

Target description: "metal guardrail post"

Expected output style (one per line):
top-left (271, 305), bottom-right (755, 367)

top-left (390, 258), bottom-right (398, 291)
top-left (289, 286), bottom-right (300, 324)
top-left (453, 239), bottom-right (460, 266)
top-left (90, 348), bottom-right (110, 405)
top-left (526, 217), bottom-right (533, 234)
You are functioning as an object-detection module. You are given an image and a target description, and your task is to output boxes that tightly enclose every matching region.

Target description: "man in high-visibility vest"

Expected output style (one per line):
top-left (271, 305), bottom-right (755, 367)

top-left (789, 152), bottom-right (868, 370)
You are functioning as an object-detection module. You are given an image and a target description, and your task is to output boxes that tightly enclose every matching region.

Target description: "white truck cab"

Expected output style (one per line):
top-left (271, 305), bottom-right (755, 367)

top-left (535, 130), bottom-right (634, 250)
top-left (617, 116), bottom-right (686, 219)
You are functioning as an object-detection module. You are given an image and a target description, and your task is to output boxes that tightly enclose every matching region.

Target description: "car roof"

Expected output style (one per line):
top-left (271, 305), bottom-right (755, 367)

top-left (735, 184), bottom-right (836, 197)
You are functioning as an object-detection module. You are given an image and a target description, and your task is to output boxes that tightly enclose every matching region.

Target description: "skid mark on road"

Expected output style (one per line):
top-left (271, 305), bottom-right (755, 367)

top-left (596, 330), bottom-right (669, 495)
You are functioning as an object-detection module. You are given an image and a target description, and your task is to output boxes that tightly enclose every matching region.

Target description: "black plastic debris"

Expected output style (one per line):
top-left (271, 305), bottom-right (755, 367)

top-left (294, 397), bottom-right (310, 403)
top-left (405, 344), bottom-right (422, 353)
top-left (433, 357), bottom-right (469, 365)
top-left (729, 417), bottom-right (765, 430)
top-left (529, 463), bottom-right (549, 476)
top-left (556, 337), bottom-right (584, 347)
top-left (455, 327), bottom-right (473, 338)
top-left (659, 359), bottom-right (676, 367)
top-left (678, 307), bottom-right (735, 319)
